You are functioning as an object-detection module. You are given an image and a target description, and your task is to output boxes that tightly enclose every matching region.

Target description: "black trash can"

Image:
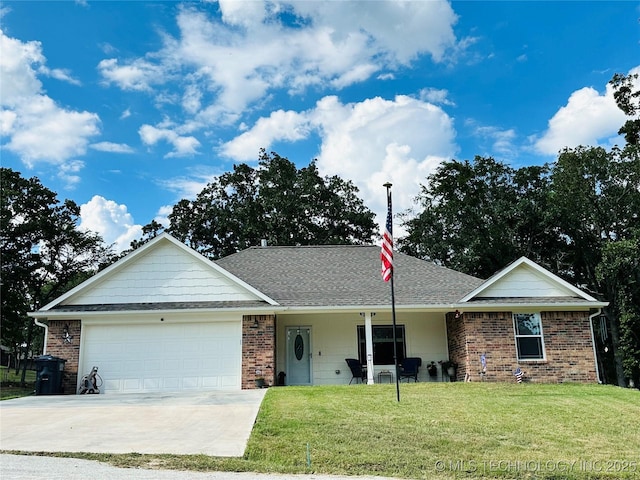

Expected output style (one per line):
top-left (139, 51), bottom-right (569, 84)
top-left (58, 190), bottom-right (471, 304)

top-left (35, 355), bottom-right (66, 395)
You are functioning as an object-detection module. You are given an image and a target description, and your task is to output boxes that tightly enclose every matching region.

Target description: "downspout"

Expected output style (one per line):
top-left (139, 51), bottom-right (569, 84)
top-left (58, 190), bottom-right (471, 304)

top-left (34, 318), bottom-right (48, 355)
top-left (588, 309), bottom-right (602, 384)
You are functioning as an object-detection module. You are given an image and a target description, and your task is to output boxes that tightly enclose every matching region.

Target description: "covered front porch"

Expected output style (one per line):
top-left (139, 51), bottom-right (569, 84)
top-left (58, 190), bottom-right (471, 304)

top-left (273, 311), bottom-right (452, 386)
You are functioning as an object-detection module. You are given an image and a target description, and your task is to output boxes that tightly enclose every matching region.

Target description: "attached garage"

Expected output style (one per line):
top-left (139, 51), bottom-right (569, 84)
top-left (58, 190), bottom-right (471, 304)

top-left (31, 234), bottom-right (278, 394)
top-left (80, 319), bottom-right (242, 393)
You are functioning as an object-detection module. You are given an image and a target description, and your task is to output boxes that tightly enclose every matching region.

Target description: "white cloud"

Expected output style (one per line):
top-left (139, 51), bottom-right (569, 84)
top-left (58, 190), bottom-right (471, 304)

top-left (4, 94), bottom-right (100, 166)
top-left (79, 195), bottom-right (142, 253)
top-left (311, 95), bottom-right (456, 220)
top-left (0, 108), bottom-right (17, 133)
top-left (221, 110), bottom-right (310, 160)
top-left (98, 57), bottom-right (165, 92)
top-left (533, 67), bottom-right (640, 155)
top-left (377, 72), bottom-right (395, 81)
top-left (419, 88), bottom-right (455, 106)
top-left (154, 205), bottom-right (173, 228)
top-left (469, 123), bottom-right (517, 157)
top-left (218, 0), bottom-right (267, 27)
top-left (158, 166), bottom-right (221, 201)
top-left (90, 141), bottom-right (134, 153)
top-left (0, 28), bottom-right (44, 101)
top-left (38, 65), bottom-right (81, 85)
top-left (289, 0), bottom-right (458, 64)
top-left (221, 94), bottom-right (457, 232)
top-left (98, 1), bottom-right (460, 127)
top-left (139, 124), bottom-right (201, 157)
top-left (0, 28), bottom-right (100, 169)
top-left (57, 159), bottom-right (84, 188)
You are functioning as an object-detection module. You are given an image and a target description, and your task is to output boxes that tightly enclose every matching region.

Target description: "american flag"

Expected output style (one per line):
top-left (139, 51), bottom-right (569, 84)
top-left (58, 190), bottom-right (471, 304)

top-left (514, 367), bottom-right (524, 383)
top-left (381, 203), bottom-right (393, 282)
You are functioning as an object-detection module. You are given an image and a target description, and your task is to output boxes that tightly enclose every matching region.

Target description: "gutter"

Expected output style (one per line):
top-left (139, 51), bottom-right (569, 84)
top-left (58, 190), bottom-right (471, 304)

top-left (33, 318), bottom-right (48, 355)
top-left (589, 308), bottom-right (603, 383)
top-left (28, 300), bottom-right (609, 319)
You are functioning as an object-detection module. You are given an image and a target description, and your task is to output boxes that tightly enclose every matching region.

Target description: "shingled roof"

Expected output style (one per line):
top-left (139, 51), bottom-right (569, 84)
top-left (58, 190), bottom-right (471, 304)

top-left (216, 245), bottom-right (483, 308)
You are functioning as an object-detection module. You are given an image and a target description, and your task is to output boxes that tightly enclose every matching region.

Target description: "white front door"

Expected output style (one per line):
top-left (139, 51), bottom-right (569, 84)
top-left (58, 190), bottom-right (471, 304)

top-left (286, 326), bottom-right (312, 385)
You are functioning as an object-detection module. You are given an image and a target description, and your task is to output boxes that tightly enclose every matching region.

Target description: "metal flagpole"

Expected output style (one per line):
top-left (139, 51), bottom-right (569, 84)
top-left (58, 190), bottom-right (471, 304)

top-left (383, 182), bottom-right (400, 402)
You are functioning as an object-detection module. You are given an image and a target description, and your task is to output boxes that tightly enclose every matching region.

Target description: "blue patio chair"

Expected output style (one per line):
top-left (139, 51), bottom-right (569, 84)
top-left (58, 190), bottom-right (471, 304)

top-left (345, 358), bottom-right (366, 384)
top-left (399, 357), bottom-right (422, 382)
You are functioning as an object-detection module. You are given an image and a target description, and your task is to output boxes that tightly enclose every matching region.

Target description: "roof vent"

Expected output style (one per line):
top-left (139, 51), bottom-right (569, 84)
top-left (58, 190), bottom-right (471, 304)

top-left (261, 239), bottom-right (267, 247)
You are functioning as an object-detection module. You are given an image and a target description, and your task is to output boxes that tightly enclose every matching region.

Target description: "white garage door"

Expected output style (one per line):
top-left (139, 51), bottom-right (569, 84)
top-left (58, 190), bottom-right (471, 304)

top-left (80, 321), bottom-right (242, 393)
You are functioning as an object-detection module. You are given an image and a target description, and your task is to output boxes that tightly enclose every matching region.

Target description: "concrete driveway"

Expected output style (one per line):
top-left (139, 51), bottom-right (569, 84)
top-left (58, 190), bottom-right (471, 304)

top-left (0, 389), bottom-right (267, 456)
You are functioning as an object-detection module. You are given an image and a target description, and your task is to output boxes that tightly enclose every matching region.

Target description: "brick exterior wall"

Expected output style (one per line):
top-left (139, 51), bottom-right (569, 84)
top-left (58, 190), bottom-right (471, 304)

top-left (44, 320), bottom-right (81, 394)
top-left (445, 312), bottom-right (467, 381)
top-left (242, 314), bottom-right (276, 389)
top-left (446, 311), bottom-right (597, 383)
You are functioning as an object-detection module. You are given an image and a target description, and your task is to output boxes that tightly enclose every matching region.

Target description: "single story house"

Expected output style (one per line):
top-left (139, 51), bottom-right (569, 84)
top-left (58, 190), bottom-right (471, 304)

top-left (30, 233), bottom-right (607, 394)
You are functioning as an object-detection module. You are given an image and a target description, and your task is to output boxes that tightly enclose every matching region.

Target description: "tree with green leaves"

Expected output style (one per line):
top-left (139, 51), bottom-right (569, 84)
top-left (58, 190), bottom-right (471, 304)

top-left (399, 156), bottom-right (561, 279)
top-left (550, 144), bottom-right (640, 386)
top-left (400, 71), bottom-right (640, 387)
top-left (0, 168), bottom-right (113, 384)
top-left (166, 150), bottom-right (377, 259)
top-left (610, 72), bottom-right (640, 145)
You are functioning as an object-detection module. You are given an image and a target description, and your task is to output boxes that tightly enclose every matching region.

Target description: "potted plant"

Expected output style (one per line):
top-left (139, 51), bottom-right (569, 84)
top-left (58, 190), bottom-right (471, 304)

top-left (439, 360), bottom-right (458, 381)
top-left (255, 377), bottom-right (265, 388)
top-left (426, 361), bottom-right (438, 378)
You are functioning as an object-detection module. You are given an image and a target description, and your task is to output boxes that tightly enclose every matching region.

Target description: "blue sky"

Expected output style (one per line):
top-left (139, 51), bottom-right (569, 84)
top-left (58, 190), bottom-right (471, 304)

top-left (1, 1), bottom-right (638, 252)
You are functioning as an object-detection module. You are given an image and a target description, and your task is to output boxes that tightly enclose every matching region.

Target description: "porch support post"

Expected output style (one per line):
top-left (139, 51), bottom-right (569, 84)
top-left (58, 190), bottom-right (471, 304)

top-left (365, 312), bottom-right (375, 384)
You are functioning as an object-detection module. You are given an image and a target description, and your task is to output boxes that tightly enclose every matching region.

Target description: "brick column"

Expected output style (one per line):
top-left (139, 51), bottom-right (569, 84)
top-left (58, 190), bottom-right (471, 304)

top-left (242, 315), bottom-right (275, 389)
top-left (445, 311), bottom-right (467, 381)
top-left (44, 320), bottom-right (81, 394)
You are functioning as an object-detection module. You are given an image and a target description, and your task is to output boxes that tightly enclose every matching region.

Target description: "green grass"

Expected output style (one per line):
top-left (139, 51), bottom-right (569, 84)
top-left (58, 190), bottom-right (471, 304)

top-left (3, 383), bottom-right (639, 479)
top-left (0, 367), bottom-right (35, 400)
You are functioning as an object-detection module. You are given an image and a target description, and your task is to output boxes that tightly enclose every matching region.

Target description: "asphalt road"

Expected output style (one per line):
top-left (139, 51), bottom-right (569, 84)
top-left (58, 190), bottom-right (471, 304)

top-left (1, 454), bottom-right (404, 480)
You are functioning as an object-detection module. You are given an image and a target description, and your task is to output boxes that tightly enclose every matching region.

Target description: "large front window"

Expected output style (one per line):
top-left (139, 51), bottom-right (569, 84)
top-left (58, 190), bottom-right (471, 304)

top-left (357, 325), bottom-right (406, 365)
top-left (513, 313), bottom-right (545, 360)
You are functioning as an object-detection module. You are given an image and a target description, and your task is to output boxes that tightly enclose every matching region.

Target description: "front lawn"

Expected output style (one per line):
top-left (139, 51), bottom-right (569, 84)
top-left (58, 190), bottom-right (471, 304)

top-left (245, 383), bottom-right (639, 479)
top-left (4, 383), bottom-right (639, 479)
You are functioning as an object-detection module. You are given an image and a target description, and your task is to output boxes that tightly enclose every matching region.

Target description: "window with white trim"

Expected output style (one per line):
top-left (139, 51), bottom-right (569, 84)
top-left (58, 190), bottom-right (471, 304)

top-left (513, 313), bottom-right (545, 360)
top-left (357, 325), bottom-right (406, 365)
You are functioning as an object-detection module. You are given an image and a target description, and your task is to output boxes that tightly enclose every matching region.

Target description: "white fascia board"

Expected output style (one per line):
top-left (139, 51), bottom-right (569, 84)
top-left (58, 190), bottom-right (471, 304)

top-left (459, 256), bottom-right (600, 303)
top-left (277, 304), bottom-right (465, 314)
top-left (452, 301), bottom-right (608, 311)
top-left (28, 305), bottom-right (286, 319)
top-left (39, 233), bottom-right (278, 311)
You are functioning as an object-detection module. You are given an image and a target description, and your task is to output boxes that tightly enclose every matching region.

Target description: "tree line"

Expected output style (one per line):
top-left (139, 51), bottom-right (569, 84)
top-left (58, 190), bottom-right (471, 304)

top-left (1, 73), bottom-right (638, 387)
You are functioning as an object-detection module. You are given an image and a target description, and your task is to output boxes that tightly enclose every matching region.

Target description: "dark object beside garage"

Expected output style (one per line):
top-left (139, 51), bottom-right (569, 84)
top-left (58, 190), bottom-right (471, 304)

top-left (35, 355), bottom-right (66, 395)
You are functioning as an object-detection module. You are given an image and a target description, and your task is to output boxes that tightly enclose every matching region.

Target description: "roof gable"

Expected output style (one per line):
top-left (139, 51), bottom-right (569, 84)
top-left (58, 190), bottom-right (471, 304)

top-left (460, 257), bottom-right (598, 303)
top-left (41, 233), bottom-right (277, 310)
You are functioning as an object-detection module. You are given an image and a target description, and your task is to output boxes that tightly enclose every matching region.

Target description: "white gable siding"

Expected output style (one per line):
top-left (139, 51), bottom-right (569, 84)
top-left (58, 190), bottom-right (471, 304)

top-left (477, 265), bottom-right (575, 298)
top-left (66, 242), bottom-right (261, 305)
